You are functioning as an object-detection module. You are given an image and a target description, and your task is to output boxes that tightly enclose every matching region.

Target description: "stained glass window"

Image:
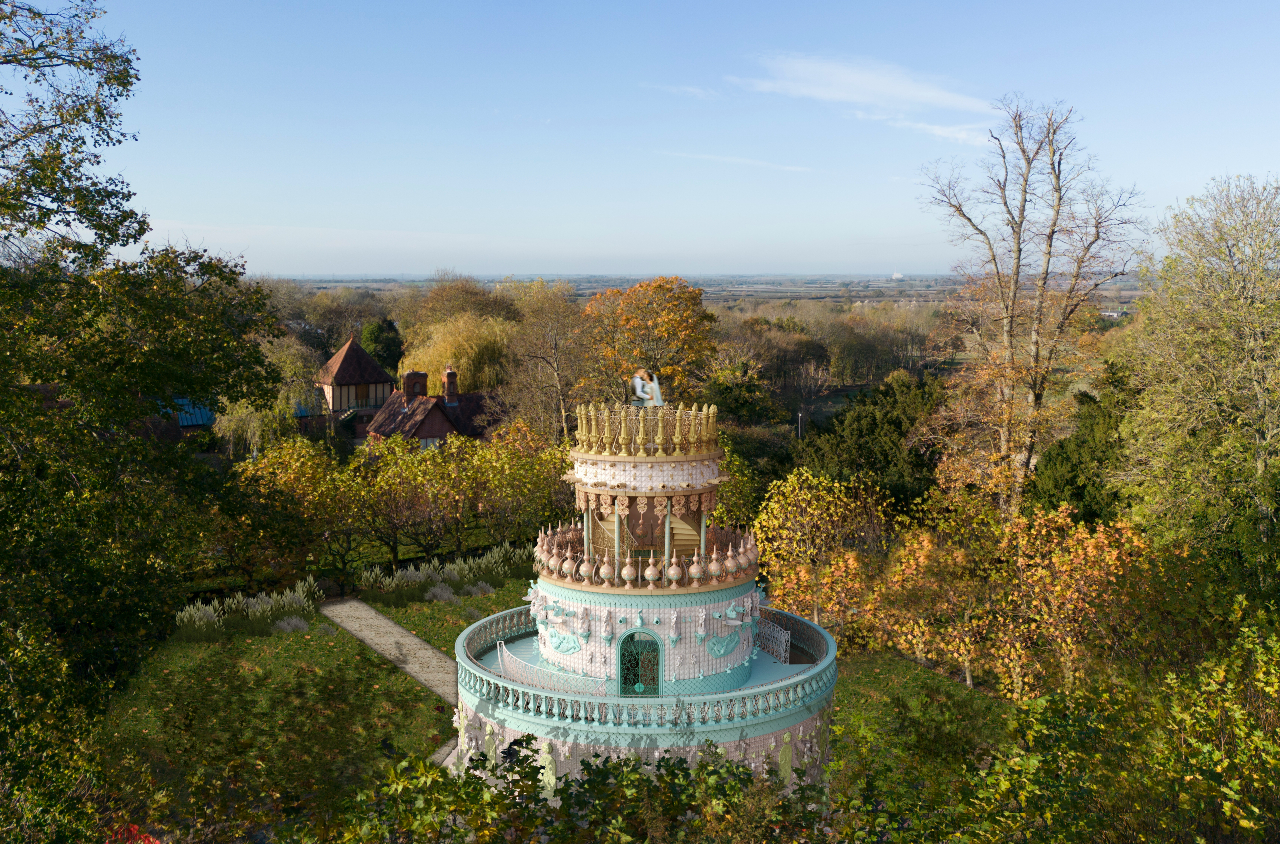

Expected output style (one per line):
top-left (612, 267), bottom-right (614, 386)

top-left (619, 631), bottom-right (661, 697)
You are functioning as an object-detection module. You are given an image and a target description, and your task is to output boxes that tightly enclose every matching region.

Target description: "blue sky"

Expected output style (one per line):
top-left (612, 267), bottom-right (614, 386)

top-left (102, 1), bottom-right (1279, 276)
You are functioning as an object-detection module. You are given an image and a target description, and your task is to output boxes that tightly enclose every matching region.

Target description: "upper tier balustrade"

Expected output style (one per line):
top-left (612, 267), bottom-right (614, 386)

top-left (573, 403), bottom-right (720, 458)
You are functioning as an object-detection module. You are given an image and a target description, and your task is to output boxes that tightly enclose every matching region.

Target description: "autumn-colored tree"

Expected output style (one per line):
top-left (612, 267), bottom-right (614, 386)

top-left (580, 276), bottom-right (716, 401)
top-left (494, 279), bottom-right (587, 440)
top-left (754, 468), bottom-right (887, 625)
top-left (400, 311), bottom-right (514, 393)
top-left (925, 97), bottom-right (1140, 511)
top-left (859, 533), bottom-right (992, 684)
top-left (478, 420), bottom-right (573, 543)
top-left (994, 507), bottom-right (1146, 696)
top-left (239, 437), bottom-right (371, 592)
top-left (858, 498), bottom-right (1144, 700)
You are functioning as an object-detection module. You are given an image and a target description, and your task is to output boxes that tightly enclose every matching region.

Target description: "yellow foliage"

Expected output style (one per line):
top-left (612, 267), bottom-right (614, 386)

top-left (753, 468), bottom-right (886, 626)
top-left (400, 312), bottom-right (515, 392)
top-left (580, 276), bottom-right (715, 400)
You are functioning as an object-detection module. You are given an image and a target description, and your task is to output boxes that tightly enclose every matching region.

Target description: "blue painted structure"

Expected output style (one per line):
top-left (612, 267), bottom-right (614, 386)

top-left (455, 605), bottom-right (836, 754)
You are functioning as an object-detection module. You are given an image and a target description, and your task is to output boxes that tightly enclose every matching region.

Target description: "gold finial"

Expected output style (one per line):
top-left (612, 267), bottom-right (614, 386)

top-left (673, 403), bottom-right (686, 454)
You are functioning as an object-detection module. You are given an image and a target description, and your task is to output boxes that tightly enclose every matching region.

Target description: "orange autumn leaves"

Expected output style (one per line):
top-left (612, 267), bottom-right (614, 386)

top-left (581, 275), bottom-right (716, 399)
top-left (762, 487), bottom-right (1148, 700)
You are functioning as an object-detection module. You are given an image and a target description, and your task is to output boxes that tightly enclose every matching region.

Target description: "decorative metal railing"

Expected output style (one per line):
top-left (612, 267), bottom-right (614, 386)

top-left (757, 617), bottom-right (791, 664)
top-left (495, 640), bottom-right (609, 697)
top-left (759, 607), bottom-right (829, 662)
top-left (458, 607), bottom-right (837, 732)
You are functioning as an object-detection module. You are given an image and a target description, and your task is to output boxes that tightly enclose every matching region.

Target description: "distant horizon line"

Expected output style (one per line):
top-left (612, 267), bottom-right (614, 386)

top-left (257, 272), bottom-right (956, 282)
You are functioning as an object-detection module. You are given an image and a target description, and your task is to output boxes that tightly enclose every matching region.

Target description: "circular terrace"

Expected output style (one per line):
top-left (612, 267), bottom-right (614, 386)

top-left (453, 605), bottom-right (838, 776)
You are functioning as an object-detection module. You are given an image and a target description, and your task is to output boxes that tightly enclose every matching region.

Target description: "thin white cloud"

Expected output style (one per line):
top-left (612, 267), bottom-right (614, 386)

top-left (659, 151), bottom-right (811, 172)
top-left (890, 119), bottom-right (990, 146)
top-left (731, 55), bottom-right (991, 113)
top-left (645, 83), bottom-right (718, 99)
top-left (730, 55), bottom-right (994, 145)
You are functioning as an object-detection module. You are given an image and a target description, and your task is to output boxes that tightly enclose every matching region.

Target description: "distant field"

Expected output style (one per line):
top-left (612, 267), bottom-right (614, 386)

top-left (274, 273), bottom-right (1145, 308)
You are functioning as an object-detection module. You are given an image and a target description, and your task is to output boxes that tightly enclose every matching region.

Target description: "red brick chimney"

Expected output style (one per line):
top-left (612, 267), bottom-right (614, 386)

top-left (442, 365), bottom-right (459, 406)
top-left (402, 371), bottom-right (431, 397)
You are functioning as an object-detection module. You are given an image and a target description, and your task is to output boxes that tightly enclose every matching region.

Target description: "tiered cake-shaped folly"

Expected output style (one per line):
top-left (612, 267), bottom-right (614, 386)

top-left (454, 403), bottom-right (838, 781)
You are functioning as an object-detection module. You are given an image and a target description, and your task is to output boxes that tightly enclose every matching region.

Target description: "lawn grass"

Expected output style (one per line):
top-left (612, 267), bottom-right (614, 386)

top-left (96, 611), bottom-right (455, 836)
top-left (371, 577), bottom-right (532, 655)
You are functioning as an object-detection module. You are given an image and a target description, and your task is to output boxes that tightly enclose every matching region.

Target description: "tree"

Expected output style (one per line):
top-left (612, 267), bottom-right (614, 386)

top-left (2, 249), bottom-right (280, 838)
top-left (361, 316), bottom-right (404, 374)
top-left (926, 97), bottom-right (1140, 511)
top-left (399, 311), bottom-right (514, 391)
top-left (240, 437), bottom-right (371, 593)
top-left (1023, 364), bottom-right (1133, 524)
top-left (754, 468), bottom-right (887, 625)
top-left (476, 420), bottom-right (573, 544)
top-left (700, 342), bottom-right (786, 425)
top-left (797, 369), bottom-right (945, 511)
top-left (581, 276), bottom-right (716, 401)
top-left (214, 333), bottom-right (326, 458)
top-left (494, 279), bottom-right (586, 441)
top-left (0, 0), bottom-right (146, 254)
top-left (993, 507), bottom-right (1144, 697)
top-left (0, 12), bottom-right (286, 835)
top-left (354, 435), bottom-right (427, 568)
top-left (1117, 176), bottom-right (1280, 599)
top-left (393, 274), bottom-right (521, 338)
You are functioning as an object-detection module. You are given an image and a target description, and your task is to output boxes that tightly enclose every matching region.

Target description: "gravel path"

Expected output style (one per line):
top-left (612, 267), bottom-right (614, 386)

top-left (319, 597), bottom-right (460, 766)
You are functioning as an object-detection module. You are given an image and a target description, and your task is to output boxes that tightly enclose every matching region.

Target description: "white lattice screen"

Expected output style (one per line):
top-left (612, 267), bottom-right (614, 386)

top-left (757, 617), bottom-right (790, 664)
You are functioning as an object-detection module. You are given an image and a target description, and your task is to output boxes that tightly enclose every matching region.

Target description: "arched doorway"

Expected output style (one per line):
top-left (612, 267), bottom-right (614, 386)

top-left (618, 630), bottom-right (661, 697)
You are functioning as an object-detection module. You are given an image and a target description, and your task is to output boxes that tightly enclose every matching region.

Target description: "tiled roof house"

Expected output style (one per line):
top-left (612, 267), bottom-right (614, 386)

top-left (315, 335), bottom-right (395, 437)
top-left (366, 365), bottom-right (491, 447)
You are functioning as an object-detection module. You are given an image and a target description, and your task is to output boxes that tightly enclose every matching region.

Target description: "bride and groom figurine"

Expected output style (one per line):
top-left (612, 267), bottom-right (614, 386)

top-left (631, 368), bottom-right (664, 407)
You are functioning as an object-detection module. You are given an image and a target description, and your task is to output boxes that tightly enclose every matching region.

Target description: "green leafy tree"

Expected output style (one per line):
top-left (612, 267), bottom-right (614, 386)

top-left (946, 608), bottom-right (1280, 843)
top-left (1117, 176), bottom-right (1280, 598)
top-left (361, 316), bottom-right (404, 374)
top-left (356, 435), bottom-right (428, 567)
top-left (215, 333), bottom-right (327, 458)
top-left (1023, 365), bottom-right (1134, 524)
top-left (2, 251), bottom-right (279, 839)
top-left (0, 0), bottom-right (146, 254)
top-left (797, 369), bottom-right (944, 511)
top-left (0, 8), bottom-right (284, 836)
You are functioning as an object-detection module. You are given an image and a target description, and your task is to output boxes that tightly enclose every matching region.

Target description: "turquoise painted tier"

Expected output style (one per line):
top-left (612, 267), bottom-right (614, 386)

top-left (455, 606), bottom-right (837, 748)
